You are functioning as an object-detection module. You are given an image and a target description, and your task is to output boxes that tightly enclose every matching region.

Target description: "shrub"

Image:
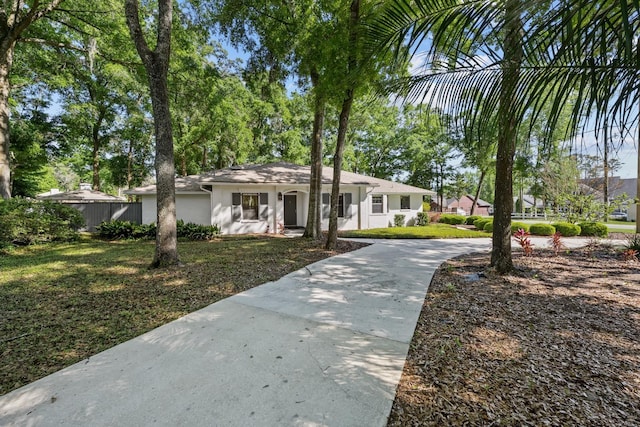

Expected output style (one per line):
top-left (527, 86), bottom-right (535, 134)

top-left (578, 222), bottom-right (608, 237)
top-left (177, 220), bottom-right (220, 240)
top-left (97, 220), bottom-right (141, 240)
top-left (625, 233), bottom-right (640, 251)
top-left (394, 214), bottom-right (406, 227)
top-left (474, 218), bottom-right (491, 230)
top-left (552, 222), bottom-right (581, 237)
top-left (438, 214), bottom-right (466, 225)
top-left (510, 222), bottom-right (530, 233)
top-left (465, 215), bottom-right (481, 225)
top-left (416, 212), bottom-right (429, 226)
top-left (483, 221), bottom-right (494, 232)
top-left (529, 223), bottom-right (556, 236)
top-left (513, 228), bottom-right (534, 256)
top-left (548, 232), bottom-right (565, 256)
top-left (0, 198), bottom-right (84, 246)
top-left (97, 220), bottom-right (220, 240)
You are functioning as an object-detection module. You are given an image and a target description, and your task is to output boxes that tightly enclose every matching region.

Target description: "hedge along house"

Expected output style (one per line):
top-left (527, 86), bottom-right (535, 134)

top-left (126, 162), bottom-right (435, 235)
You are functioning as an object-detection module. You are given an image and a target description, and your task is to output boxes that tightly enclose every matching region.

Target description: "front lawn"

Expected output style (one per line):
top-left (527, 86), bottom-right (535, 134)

top-left (0, 236), bottom-right (361, 395)
top-left (340, 223), bottom-right (490, 239)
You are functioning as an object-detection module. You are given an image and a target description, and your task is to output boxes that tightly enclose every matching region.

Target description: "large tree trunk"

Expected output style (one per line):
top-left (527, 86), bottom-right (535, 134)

top-left (125, 0), bottom-right (179, 267)
top-left (303, 68), bottom-right (325, 240)
top-left (91, 111), bottom-right (105, 191)
top-left (0, 42), bottom-right (15, 199)
top-left (326, 0), bottom-right (359, 250)
top-left (491, 0), bottom-right (523, 273)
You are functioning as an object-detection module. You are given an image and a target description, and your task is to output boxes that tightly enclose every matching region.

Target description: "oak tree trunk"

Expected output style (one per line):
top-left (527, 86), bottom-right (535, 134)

top-left (0, 43), bottom-right (14, 199)
top-left (326, 0), bottom-right (359, 250)
top-left (125, 0), bottom-right (179, 267)
top-left (303, 68), bottom-right (325, 240)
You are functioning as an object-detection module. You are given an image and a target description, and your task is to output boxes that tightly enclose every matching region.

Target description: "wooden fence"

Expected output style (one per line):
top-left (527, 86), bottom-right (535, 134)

top-left (66, 202), bottom-right (142, 232)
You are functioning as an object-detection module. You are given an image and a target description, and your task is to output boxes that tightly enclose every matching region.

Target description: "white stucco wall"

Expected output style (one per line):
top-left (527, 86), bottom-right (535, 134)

top-left (140, 186), bottom-right (427, 234)
top-left (139, 194), bottom-right (211, 226)
top-left (212, 186), bottom-right (277, 235)
top-left (372, 194), bottom-right (423, 227)
top-left (319, 185), bottom-right (362, 231)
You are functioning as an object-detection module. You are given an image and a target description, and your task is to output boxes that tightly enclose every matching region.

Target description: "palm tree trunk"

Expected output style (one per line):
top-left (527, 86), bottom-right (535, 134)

top-left (491, 0), bottom-right (523, 273)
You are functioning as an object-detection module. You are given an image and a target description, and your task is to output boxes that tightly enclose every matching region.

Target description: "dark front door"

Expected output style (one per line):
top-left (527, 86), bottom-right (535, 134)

top-left (284, 194), bottom-right (297, 226)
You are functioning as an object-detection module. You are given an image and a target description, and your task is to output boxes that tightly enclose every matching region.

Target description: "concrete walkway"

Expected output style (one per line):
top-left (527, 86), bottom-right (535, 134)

top-left (0, 237), bottom-right (616, 426)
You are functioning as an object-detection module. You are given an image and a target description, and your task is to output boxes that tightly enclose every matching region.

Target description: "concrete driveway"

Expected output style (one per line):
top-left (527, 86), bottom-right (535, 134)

top-left (0, 237), bottom-right (605, 426)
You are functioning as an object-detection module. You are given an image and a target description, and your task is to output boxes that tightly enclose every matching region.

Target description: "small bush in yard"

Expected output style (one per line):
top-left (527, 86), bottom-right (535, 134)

top-left (177, 220), bottom-right (220, 240)
top-left (416, 212), bottom-right (429, 226)
top-left (625, 233), bottom-right (640, 251)
top-left (621, 248), bottom-right (638, 262)
top-left (578, 222), bottom-right (608, 237)
top-left (513, 228), bottom-right (534, 256)
top-left (465, 215), bottom-right (481, 225)
top-left (552, 222), bottom-right (581, 237)
top-left (439, 214), bottom-right (466, 225)
top-left (474, 218), bottom-right (491, 230)
top-left (98, 220), bottom-right (219, 240)
top-left (0, 198), bottom-right (84, 246)
top-left (548, 232), bottom-right (565, 256)
top-left (510, 221), bottom-right (530, 233)
top-left (394, 214), bottom-right (406, 227)
top-left (530, 223), bottom-right (556, 236)
top-left (483, 221), bottom-right (494, 232)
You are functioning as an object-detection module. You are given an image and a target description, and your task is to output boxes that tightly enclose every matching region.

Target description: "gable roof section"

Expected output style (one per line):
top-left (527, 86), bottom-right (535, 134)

top-left (37, 189), bottom-right (125, 202)
top-left (126, 162), bottom-right (434, 196)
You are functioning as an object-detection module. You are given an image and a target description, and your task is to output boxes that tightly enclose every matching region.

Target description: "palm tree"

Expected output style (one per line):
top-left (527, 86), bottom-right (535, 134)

top-left (370, 0), bottom-right (640, 272)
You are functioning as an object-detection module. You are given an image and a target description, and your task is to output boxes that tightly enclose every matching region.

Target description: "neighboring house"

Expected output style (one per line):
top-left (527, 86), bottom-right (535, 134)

top-left (37, 187), bottom-right (126, 203)
top-left (513, 194), bottom-right (545, 215)
top-left (126, 162), bottom-right (435, 234)
top-left (444, 195), bottom-right (492, 216)
top-left (580, 176), bottom-right (638, 221)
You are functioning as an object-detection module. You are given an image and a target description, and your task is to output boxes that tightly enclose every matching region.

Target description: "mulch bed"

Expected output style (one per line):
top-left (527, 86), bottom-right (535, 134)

top-left (388, 243), bottom-right (640, 426)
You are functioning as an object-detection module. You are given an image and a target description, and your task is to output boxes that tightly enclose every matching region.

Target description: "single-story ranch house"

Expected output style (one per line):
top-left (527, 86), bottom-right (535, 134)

top-left (126, 162), bottom-right (435, 234)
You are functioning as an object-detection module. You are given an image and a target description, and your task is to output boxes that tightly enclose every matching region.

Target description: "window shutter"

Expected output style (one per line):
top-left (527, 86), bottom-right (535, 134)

top-left (322, 193), bottom-right (330, 219)
top-left (259, 193), bottom-right (268, 220)
top-left (231, 193), bottom-right (242, 222)
top-left (344, 193), bottom-right (353, 218)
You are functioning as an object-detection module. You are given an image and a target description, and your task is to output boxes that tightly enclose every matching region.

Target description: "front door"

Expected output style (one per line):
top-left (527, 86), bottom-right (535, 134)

top-left (284, 194), bottom-right (297, 226)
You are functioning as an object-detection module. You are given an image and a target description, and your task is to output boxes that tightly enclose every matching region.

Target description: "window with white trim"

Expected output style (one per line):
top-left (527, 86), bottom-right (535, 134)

top-left (400, 195), bottom-right (411, 210)
top-left (232, 192), bottom-right (268, 222)
top-left (372, 195), bottom-right (383, 214)
top-left (242, 194), bottom-right (258, 220)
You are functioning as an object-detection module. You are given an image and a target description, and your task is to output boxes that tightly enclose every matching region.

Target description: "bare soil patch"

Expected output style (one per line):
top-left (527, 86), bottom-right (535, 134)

top-left (389, 244), bottom-right (640, 426)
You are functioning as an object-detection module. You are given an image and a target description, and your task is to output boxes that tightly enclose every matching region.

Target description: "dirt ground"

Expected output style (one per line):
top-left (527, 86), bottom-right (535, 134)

top-left (388, 241), bottom-right (640, 426)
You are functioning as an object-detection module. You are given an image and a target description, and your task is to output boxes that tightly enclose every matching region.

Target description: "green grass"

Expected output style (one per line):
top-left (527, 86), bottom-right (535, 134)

top-left (340, 224), bottom-right (491, 239)
top-left (0, 236), bottom-right (353, 395)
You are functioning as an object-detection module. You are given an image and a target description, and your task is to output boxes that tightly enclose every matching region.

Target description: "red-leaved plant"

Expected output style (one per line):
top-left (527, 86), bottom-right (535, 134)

top-left (548, 231), bottom-right (565, 256)
top-left (513, 228), bottom-right (534, 256)
top-left (622, 248), bottom-right (638, 262)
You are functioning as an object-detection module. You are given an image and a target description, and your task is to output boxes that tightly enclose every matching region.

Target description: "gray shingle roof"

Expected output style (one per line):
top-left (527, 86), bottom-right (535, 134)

top-left (36, 189), bottom-right (125, 202)
top-left (126, 162), bottom-right (434, 196)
